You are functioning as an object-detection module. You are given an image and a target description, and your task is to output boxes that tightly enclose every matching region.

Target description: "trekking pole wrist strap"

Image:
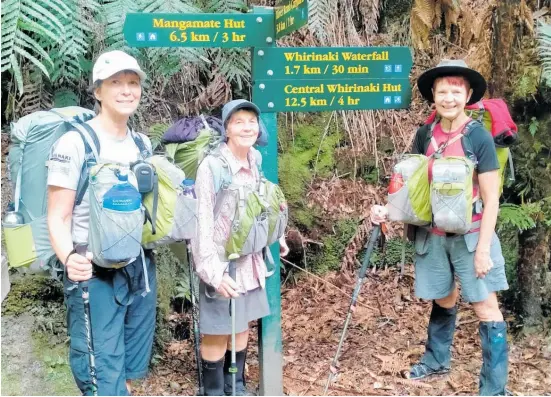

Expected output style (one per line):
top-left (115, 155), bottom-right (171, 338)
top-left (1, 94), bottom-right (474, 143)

top-left (64, 248), bottom-right (77, 267)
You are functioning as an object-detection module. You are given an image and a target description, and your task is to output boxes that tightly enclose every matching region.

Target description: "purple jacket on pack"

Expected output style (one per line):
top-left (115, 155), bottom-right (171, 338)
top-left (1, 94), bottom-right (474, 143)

top-left (162, 116), bottom-right (224, 143)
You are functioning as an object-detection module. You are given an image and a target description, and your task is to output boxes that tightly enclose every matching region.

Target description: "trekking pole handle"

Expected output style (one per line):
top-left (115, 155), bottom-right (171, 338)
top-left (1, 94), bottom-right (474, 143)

top-left (357, 224), bottom-right (381, 280)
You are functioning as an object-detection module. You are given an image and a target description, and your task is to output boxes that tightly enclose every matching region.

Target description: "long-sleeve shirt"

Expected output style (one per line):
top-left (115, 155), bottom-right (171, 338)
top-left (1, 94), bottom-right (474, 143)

top-left (191, 143), bottom-right (267, 293)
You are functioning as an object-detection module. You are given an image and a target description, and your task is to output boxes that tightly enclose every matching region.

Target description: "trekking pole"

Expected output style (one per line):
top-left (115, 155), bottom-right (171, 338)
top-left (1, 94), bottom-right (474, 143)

top-left (229, 261), bottom-right (237, 396)
top-left (185, 240), bottom-right (204, 396)
top-left (323, 224), bottom-right (382, 395)
top-left (75, 244), bottom-right (98, 397)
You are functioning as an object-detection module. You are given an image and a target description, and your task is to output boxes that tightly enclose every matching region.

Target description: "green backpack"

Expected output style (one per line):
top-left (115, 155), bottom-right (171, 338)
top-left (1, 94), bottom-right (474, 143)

top-left (141, 155), bottom-right (198, 248)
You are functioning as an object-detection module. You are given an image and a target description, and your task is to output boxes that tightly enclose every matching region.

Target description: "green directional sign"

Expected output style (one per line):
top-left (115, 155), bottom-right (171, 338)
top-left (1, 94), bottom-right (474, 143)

top-left (275, 0), bottom-right (308, 39)
top-left (123, 13), bottom-right (275, 48)
top-left (252, 46), bottom-right (413, 80)
top-left (252, 78), bottom-right (411, 112)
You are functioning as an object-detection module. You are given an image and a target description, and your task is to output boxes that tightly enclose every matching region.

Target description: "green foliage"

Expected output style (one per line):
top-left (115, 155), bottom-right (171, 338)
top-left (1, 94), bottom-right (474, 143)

top-left (308, 219), bottom-right (359, 274)
top-left (512, 66), bottom-right (541, 100)
top-left (1, 275), bottom-right (64, 316)
top-left (1, 0), bottom-right (66, 93)
top-left (53, 89), bottom-right (79, 107)
top-left (308, 0), bottom-right (333, 43)
top-left (148, 123), bottom-right (169, 151)
top-left (537, 20), bottom-right (551, 87)
top-left (203, 0), bottom-right (247, 13)
top-left (31, 303), bottom-right (67, 340)
top-left (211, 48), bottom-right (250, 90)
top-left (278, 115), bottom-right (341, 229)
top-left (369, 237), bottom-right (414, 268)
top-left (529, 117), bottom-right (540, 137)
top-left (497, 203), bottom-right (537, 232)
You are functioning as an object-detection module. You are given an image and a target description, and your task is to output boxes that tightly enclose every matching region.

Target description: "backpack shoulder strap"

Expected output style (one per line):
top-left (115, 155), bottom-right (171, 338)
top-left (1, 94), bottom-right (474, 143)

top-left (130, 130), bottom-right (152, 159)
top-left (72, 123), bottom-right (101, 206)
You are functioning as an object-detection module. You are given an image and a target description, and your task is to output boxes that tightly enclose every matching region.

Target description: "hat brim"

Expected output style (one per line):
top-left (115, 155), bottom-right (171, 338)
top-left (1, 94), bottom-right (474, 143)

top-left (94, 67), bottom-right (147, 84)
top-left (222, 101), bottom-right (268, 147)
top-left (417, 66), bottom-right (487, 105)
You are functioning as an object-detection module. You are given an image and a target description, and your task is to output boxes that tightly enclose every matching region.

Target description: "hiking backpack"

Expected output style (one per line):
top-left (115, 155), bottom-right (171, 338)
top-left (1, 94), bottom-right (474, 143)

top-left (163, 115), bottom-right (288, 268)
top-left (3, 107), bottom-right (151, 274)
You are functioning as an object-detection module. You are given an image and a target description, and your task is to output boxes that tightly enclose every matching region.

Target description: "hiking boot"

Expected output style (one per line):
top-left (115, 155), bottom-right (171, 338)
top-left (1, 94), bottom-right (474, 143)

top-left (417, 301), bottom-right (457, 375)
top-left (224, 348), bottom-right (254, 396)
top-left (408, 362), bottom-right (450, 380)
top-left (479, 321), bottom-right (509, 396)
top-left (202, 357), bottom-right (225, 396)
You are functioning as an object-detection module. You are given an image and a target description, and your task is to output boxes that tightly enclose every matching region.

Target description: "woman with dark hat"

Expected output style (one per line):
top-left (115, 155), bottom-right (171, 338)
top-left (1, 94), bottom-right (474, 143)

top-left (191, 99), bottom-right (289, 395)
top-left (370, 60), bottom-right (510, 396)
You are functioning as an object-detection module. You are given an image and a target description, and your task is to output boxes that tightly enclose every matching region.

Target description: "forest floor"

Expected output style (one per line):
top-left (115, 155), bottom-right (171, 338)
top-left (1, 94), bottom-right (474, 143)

top-left (131, 265), bottom-right (551, 396)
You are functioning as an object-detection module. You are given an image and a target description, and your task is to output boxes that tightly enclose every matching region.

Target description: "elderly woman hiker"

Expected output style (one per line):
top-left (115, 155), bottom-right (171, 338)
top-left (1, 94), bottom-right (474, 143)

top-left (192, 99), bottom-right (289, 396)
top-left (371, 59), bottom-right (510, 396)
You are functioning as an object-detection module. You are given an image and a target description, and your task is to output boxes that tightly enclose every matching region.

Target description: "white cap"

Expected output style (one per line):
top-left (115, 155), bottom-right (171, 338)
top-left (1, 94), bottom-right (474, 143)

top-left (92, 50), bottom-right (146, 84)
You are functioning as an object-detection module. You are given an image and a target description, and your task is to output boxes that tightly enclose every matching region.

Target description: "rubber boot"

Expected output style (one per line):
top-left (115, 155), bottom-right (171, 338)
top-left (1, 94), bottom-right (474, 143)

top-left (410, 301), bottom-right (457, 379)
top-left (479, 321), bottom-right (509, 396)
top-left (202, 357), bottom-right (225, 396)
top-left (224, 348), bottom-right (252, 396)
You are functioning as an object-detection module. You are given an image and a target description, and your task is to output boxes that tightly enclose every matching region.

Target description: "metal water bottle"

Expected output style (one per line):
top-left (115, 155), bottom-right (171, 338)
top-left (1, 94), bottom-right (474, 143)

top-left (3, 203), bottom-right (25, 227)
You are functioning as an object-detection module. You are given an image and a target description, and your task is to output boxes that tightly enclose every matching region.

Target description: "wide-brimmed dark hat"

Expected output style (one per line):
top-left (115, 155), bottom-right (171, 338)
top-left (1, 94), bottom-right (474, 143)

top-left (221, 99), bottom-right (268, 147)
top-left (417, 59), bottom-right (487, 105)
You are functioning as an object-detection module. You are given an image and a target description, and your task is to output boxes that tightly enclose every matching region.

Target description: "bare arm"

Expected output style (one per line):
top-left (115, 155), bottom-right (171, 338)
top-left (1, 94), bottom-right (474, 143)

top-left (477, 170), bottom-right (500, 253)
top-left (47, 186), bottom-right (92, 281)
top-left (47, 186), bottom-right (76, 264)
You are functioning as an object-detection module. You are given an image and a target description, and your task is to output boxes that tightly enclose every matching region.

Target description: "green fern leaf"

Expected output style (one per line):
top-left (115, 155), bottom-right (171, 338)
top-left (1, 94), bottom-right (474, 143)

top-left (204, 0), bottom-right (247, 13)
top-left (498, 203), bottom-right (537, 231)
top-left (213, 48), bottom-right (250, 90)
top-left (537, 21), bottom-right (551, 86)
top-left (140, 0), bottom-right (200, 13)
top-left (308, 0), bottom-right (333, 43)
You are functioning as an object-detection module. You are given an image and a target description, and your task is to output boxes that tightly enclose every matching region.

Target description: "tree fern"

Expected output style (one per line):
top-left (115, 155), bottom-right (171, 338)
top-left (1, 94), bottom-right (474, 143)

top-left (1, 0), bottom-right (67, 93)
top-left (537, 20), bottom-right (551, 87)
top-left (51, 0), bottom-right (100, 84)
top-left (212, 48), bottom-right (250, 91)
top-left (101, 0), bottom-right (141, 50)
top-left (140, 0), bottom-right (201, 13)
top-left (308, 0), bottom-right (333, 43)
top-left (203, 0), bottom-right (247, 13)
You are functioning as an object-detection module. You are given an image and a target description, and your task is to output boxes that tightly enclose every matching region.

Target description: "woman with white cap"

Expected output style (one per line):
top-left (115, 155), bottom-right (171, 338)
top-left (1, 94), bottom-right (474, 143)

top-left (192, 99), bottom-right (289, 396)
top-left (47, 50), bottom-right (155, 395)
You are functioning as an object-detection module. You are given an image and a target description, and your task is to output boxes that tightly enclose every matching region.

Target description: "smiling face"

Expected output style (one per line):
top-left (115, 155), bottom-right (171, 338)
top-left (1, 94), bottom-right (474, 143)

top-left (432, 76), bottom-right (473, 121)
top-left (225, 109), bottom-right (260, 150)
top-left (94, 71), bottom-right (141, 117)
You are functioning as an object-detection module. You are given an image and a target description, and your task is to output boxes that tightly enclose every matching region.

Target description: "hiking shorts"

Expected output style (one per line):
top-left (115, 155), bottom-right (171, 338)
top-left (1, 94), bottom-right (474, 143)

top-left (414, 228), bottom-right (509, 303)
top-left (63, 253), bottom-right (157, 396)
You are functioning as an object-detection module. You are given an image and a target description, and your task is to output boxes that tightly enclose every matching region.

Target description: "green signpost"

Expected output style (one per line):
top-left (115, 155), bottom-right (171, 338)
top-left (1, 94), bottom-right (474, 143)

top-left (275, 0), bottom-right (308, 38)
top-left (124, 4), bottom-right (413, 395)
top-left (124, 13), bottom-right (275, 48)
top-left (252, 46), bottom-right (413, 79)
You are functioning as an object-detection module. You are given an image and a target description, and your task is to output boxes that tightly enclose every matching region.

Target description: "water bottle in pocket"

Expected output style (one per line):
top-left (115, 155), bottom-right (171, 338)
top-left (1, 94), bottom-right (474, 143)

top-left (89, 165), bottom-right (144, 268)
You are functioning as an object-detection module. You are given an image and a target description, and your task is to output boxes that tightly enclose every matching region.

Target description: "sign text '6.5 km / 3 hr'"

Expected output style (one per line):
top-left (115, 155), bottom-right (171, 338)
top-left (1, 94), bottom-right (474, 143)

top-left (123, 13), bottom-right (275, 48)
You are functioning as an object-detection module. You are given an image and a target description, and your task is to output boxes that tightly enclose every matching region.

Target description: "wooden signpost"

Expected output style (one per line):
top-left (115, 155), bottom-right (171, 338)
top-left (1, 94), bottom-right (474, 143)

top-left (123, 3), bottom-right (412, 394)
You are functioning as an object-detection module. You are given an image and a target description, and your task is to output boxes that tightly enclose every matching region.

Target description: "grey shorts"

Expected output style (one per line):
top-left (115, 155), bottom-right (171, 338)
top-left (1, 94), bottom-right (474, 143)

top-left (199, 281), bottom-right (270, 335)
top-left (414, 228), bottom-right (509, 303)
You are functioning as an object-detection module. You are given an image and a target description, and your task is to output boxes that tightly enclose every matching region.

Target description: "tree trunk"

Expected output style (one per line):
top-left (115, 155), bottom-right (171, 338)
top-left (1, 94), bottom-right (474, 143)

top-left (517, 224), bottom-right (551, 326)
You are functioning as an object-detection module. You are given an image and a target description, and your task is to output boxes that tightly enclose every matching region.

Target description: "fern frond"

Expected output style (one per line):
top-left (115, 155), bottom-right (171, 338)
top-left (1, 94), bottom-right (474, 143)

top-left (498, 203), bottom-right (537, 231)
top-left (140, 0), bottom-right (201, 13)
top-left (213, 48), bottom-right (250, 90)
top-left (308, 0), bottom-right (333, 43)
top-left (148, 123), bottom-right (170, 151)
top-left (411, 0), bottom-right (435, 28)
top-left (204, 0), bottom-right (247, 13)
top-left (537, 21), bottom-right (551, 86)
top-left (51, 0), bottom-right (99, 84)
top-left (53, 89), bottom-right (79, 107)
top-left (102, 0), bottom-right (140, 49)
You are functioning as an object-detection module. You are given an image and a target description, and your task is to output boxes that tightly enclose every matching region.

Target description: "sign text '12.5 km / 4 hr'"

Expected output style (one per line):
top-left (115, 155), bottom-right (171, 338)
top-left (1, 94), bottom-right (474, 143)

top-left (253, 78), bottom-right (412, 112)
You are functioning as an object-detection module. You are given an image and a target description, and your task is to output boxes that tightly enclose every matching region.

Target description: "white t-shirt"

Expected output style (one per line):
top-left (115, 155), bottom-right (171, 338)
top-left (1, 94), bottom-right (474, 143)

top-left (47, 122), bottom-right (152, 243)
